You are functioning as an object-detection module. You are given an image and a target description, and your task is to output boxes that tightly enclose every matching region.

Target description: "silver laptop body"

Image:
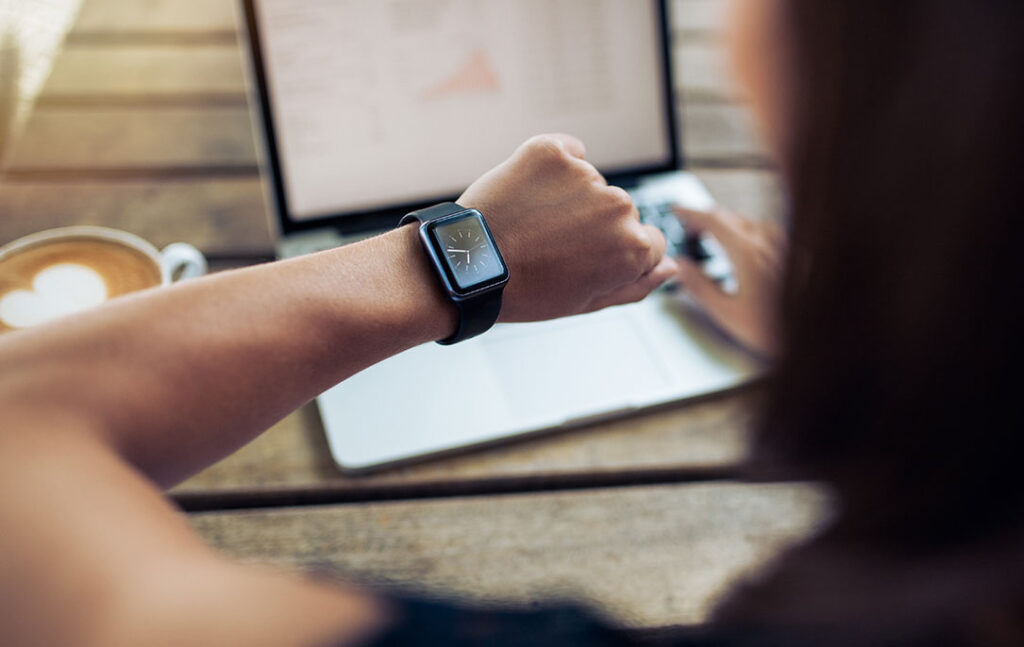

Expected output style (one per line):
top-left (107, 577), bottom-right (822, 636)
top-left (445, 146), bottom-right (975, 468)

top-left (241, 0), bottom-right (761, 471)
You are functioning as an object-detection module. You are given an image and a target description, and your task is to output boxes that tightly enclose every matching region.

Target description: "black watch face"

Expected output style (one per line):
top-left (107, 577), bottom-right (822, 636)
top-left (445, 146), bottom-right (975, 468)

top-left (430, 212), bottom-right (507, 292)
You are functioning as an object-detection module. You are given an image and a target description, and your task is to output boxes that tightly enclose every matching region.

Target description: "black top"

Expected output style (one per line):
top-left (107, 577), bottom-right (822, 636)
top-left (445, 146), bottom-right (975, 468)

top-left (355, 596), bottom-right (849, 647)
top-left (365, 596), bottom-right (633, 647)
top-left (348, 583), bottom-right (994, 647)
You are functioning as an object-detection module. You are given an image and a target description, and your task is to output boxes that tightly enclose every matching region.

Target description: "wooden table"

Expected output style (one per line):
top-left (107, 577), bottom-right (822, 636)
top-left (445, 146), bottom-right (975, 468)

top-left (0, 0), bottom-right (826, 630)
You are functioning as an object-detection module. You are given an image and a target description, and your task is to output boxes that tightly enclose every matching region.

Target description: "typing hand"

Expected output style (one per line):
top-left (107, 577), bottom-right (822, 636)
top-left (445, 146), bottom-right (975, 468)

top-left (459, 134), bottom-right (677, 323)
top-left (673, 207), bottom-right (785, 358)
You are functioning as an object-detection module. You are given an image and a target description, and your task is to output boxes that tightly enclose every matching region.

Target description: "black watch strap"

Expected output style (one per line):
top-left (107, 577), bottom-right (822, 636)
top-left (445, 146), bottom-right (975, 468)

top-left (400, 202), bottom-right (505, 346)
top-left (442, 290), bottom-right (503, 346)
top-left (401, 202), bottom-right (468, 224)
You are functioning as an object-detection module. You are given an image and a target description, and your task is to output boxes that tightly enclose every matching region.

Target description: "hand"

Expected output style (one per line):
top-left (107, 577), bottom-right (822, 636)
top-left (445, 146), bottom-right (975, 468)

top-left (674, 207), bottom-right (785, 357)
top-left (459, 134), bottom-right (678, 322)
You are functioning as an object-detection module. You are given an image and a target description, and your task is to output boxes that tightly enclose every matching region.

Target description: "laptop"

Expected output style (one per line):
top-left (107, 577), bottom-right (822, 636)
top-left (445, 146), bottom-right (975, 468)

top-left (241, 0), bottom-right (762, 472)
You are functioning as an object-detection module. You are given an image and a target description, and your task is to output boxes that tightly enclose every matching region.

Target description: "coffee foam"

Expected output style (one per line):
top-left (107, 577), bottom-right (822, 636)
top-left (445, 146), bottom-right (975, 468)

top-left (0, 238), bottom-right (162, 333)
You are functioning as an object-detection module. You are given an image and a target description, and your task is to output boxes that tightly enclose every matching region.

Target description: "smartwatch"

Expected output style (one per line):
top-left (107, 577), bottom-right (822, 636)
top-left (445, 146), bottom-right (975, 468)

top-left (400, 202), bottom-right (510, 345)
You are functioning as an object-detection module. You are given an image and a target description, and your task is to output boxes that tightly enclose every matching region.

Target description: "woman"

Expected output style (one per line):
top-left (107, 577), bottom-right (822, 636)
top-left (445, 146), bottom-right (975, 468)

top-left (2, 1), bottom-right (1022, 646)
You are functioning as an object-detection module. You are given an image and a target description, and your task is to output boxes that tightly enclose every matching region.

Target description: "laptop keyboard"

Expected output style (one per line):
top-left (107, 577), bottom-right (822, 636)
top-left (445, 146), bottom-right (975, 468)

top-left (635, 199), bottom-right (735, 289)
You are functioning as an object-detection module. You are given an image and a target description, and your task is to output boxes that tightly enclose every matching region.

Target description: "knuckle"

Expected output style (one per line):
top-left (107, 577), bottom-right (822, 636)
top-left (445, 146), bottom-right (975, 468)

top-left (645, 224), bottom-right (667, 250)
top-left (602, 186), bottom-right (635, 214)
top-left (572, 158), bottom-right (604, 184)
top-left (522, 135), bottom-right (568, 167)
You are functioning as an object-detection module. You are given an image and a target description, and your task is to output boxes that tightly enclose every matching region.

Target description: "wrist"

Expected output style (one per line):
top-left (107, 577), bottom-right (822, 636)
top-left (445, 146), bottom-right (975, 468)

top-left (384, 225), bottom-right (459, 345)
top-left (397, 203), bottom-right (509, 344)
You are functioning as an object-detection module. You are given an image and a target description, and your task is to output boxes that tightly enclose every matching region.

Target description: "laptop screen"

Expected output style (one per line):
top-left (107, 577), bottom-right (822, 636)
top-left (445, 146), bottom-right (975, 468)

top-left (246, 0), bottom-right (677, 227)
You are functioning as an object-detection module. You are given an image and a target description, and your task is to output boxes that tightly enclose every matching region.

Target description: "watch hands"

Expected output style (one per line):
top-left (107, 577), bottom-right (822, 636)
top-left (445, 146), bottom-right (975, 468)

top-left (448, 248), bottom-right (473, 266)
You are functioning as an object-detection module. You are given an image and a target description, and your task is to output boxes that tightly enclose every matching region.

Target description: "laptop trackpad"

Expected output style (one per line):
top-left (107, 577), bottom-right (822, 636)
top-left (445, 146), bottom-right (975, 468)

top-left (483, 313), bottom-right (672, 425)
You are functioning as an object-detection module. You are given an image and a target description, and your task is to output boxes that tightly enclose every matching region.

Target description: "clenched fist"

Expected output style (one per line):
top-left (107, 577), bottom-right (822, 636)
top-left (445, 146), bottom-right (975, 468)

top-left (459, 134), bottom-right (678, 322)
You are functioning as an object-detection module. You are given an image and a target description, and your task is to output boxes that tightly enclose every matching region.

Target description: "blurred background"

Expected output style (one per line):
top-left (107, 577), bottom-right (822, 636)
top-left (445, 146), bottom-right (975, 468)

top-left (0, 0), bottom-right (779, 258)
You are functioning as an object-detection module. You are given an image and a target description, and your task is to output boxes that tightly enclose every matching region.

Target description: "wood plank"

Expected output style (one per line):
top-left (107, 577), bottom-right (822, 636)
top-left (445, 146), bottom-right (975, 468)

top-left (4, 105), bottom-right (255, 171)
top-left (173, 391), bottom-right (756, 498)
top-left (72, 0), bottom-right (238, 34)
top-left (0, 177), bottom-right (271, 254)
top-left (189, 482), bottom-right (829, 627)
top-left (43, 45), bottom-right (246, 97)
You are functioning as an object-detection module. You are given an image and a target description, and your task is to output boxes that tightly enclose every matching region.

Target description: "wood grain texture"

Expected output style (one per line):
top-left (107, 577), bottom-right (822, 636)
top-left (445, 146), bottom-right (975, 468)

top-left (72, 0), bottom-right (239, 34)
top-left (42, 44), bottom-right (246, 97)
top-left (0, 176), bottom-right (272, 253)
top-left (4, 105), bottom-right (256, 170)
top-left (189, 482), bottom-right (830, 627)
top-left (173, 391), bottom-right (758, 497)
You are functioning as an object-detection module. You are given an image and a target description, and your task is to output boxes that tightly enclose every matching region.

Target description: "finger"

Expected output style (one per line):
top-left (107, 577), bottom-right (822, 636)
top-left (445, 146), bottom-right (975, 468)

top-left (677, 258), bottom-right (734, 322)
top-left (587, 255), bottom-right (680, 312)
top-left (673, 206), bottom-right (748, 251)
top-left (545, 133), bottom-right (587, 160)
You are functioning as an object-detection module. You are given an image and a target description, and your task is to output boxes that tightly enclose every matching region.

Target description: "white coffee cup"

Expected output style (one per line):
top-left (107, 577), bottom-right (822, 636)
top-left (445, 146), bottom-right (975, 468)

top-left (0, 226), bottom-right (207, 333)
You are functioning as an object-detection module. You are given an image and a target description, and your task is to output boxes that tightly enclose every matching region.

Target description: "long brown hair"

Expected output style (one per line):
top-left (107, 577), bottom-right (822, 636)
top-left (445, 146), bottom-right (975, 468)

top-left (761, 0), bottom-right (1024, 552)
top-left (709, 3), bottom-right (1024, 641)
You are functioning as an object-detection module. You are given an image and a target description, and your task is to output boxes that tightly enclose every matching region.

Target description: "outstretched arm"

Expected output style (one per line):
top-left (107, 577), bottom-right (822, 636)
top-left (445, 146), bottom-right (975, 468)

top-left (0, 135), bottom-right (676, 647)
top-left (0, 135), bottom-right (674, 488)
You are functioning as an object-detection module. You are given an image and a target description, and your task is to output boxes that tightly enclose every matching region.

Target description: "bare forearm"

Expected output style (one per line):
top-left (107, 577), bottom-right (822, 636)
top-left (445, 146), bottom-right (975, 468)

top-left (0, 226), bottom-right (453, 486)
top-left (0, 134), bottom-right (672, 490)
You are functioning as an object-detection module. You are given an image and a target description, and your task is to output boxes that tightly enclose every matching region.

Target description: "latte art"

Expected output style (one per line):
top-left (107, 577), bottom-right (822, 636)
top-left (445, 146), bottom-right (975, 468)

top-left (0, 264), bottom-right (108, 329)
top-left (0, 238), bottom-right (162, 333)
